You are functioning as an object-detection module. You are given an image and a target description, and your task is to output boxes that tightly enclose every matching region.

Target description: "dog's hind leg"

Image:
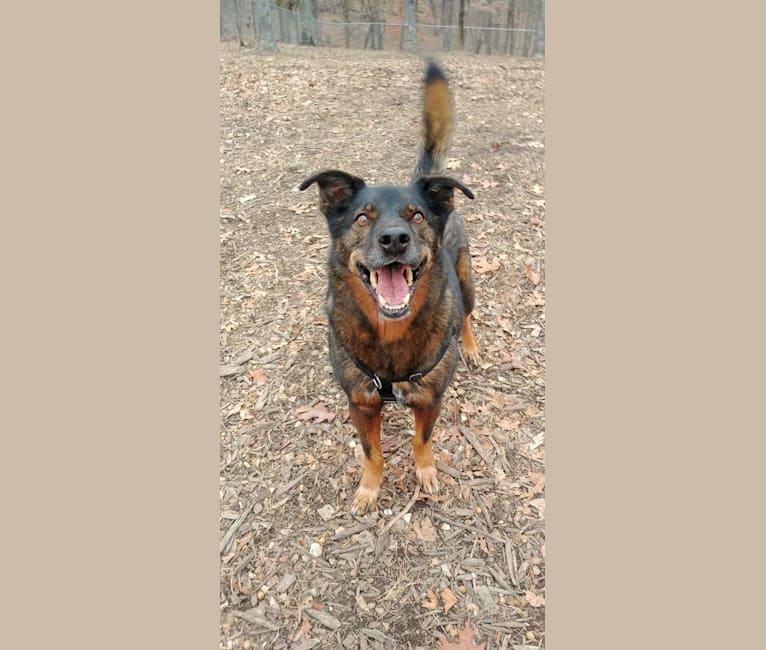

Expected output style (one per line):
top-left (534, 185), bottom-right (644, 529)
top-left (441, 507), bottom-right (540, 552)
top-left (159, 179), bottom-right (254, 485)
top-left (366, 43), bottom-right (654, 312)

top-left (349, 403), bottom-right (384, 514)
top-left (455, 247), bottom-right (481, 364)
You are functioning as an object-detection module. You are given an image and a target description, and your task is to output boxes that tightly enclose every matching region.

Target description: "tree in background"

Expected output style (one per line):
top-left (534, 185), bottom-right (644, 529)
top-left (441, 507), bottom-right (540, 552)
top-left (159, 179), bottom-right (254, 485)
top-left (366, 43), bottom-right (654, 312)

top-left (535, 0), bottom-right (545, 57)
top-left (504, 0), bottom-right (516, 54)
top-left (458, 0), bottom-right (467, 50)
top-left (362, 0), bottom-right (383, 50)
top-left (342, 0), bottom-right (351, 47)
top-left (298, 0), bottom-right (319, 45)
top-left (441, 0), bottom-right (455, 51)
top-left (254, 0), bottom-right (278, 51)
top-left (401, 0), bottom-right (418, 51)
top-left (235, 0), bottom-right (256, 47)
top-left (220, 0), bottom-right (545, 57)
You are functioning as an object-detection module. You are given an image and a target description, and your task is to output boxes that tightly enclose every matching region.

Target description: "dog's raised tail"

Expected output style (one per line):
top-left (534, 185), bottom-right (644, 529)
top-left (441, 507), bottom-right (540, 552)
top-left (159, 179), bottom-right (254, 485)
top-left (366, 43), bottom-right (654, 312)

top-left (413, 60), bottom-right (453, 180)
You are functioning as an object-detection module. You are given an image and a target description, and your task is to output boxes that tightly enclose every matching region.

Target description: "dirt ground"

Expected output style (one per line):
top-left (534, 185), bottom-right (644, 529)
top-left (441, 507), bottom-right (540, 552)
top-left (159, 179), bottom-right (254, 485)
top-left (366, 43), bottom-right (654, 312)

top-left (219, 43), bottom-right (545, 650)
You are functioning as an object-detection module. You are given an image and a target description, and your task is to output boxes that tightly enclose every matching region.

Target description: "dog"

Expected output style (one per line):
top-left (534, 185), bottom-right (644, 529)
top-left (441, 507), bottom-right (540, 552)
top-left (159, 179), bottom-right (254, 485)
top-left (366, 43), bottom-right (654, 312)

top-left (299, 61), bottom-right (479, 514)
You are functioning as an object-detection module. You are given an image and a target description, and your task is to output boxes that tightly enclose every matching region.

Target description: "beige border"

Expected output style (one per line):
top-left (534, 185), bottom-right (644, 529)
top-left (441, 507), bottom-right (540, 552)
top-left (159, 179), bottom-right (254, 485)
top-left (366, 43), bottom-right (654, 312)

top-left (549, 1), bottom-right (765, 647)
top-left (5, 1), bottom-right (764, 648)
top-left (2, 2), bottom-right (220, 648)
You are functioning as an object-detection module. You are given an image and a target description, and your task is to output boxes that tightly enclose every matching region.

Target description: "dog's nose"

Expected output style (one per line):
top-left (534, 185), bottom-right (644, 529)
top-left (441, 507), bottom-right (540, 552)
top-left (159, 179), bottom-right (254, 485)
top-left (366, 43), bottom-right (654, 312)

top-left (378, 227), bottom-right (410, 255)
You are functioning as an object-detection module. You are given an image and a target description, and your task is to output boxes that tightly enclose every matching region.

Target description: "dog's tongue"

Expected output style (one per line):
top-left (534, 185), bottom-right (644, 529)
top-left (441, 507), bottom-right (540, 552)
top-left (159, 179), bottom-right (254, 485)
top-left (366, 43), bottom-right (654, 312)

top-left (377, 265), bottom-right (409, 305)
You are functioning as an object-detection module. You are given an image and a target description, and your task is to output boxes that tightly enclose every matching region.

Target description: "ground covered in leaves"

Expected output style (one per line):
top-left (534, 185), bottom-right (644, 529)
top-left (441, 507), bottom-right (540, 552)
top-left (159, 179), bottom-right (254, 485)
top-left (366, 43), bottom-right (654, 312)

top-left (220, 43), bottom-right (545, 650)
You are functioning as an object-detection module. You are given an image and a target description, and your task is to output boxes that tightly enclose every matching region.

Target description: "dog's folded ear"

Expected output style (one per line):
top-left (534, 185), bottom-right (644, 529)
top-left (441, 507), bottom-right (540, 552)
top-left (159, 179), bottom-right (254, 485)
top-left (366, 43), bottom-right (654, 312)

top-left (415, 175), bottom-right (475, 221)
top-left (299, 170), bottom-right (366, 213)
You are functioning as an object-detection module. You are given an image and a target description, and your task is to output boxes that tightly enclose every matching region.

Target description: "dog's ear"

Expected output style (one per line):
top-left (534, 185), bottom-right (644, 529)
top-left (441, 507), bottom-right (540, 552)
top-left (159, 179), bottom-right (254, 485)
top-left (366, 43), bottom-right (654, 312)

top-left (299, 170), bottom-right (366, 214)
top-left (415, 175), bottom-right (474, 224)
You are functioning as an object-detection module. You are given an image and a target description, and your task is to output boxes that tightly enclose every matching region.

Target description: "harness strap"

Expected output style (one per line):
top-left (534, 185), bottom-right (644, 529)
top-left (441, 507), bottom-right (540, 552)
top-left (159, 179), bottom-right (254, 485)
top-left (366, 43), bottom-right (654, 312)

top-left (345, 320), bottom-right (457, 402)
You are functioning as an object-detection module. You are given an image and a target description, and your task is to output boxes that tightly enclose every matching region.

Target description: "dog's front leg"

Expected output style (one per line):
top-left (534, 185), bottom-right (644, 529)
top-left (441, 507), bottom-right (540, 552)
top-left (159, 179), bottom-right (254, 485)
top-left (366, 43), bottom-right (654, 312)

top-left (349, 403), bottom-right (383, 514)
top-left (412, 400), bottom-right (442, 494)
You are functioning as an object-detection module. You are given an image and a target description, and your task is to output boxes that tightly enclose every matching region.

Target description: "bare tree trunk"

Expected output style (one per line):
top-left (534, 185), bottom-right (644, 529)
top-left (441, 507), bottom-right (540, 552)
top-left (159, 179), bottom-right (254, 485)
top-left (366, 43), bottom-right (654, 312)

top-left (372, 0), bottom-right (383, 49)
top-left (221, 0), bottom-right (239, 40)
top-left (524, 2), bottom-right (534, 56)
top-left (504, 0), bottom-right (516, 55)
top-left (254, 0), bottom-right (277, 51)
top-left (342, 0), bottom-right (351, 48)
top-left (298, 0), bottom-right (317, 45)
top-left (401, 0), bottom-right (418, 52)
top-left (272, 1), bottom-right (291, 42)
top-left (361, 0), bottom-right (383, 50)
top-left (442, 0), bottom-right (454, 50)
top-left (236, 0), bottom-right (256, 47)
top-left (485, 16), bottom-right (493, 54)
top-left (535, 0), bottom-right (545, 57)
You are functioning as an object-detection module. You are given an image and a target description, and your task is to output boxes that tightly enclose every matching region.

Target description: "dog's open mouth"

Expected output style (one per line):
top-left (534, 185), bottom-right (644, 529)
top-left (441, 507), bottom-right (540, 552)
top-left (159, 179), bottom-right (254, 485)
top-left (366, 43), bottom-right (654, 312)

top-left (357, 260), bottom-right (425, 318)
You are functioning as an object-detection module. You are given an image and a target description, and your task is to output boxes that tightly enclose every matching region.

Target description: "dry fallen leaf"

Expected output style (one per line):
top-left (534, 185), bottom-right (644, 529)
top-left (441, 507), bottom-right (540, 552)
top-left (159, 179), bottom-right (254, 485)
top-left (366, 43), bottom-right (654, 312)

top-left (421, 589), bottom-right (439, 610)
top-left (438, 622), bottom-right (486, 650)
top-left (250, 369), bottom-right (267, 385)
top-left (530, 430), bottom-right (545, 450)
top-left (442, 587), bottom-right (458, 613)
top-left (528, 472), bottom-right (545, 496)
top-left (528, 497), bottom-right (546, 517)
top-left (525, 590), bottom-right (545, 608)
top-left (526, 265), bottom-right (542, 286)
top-left (498, 416), bottom-right (520, 431)
top-left (295, 403), bottom-right (336, 423)
top-left (460, 401), bottom-right (481, 416)
top-left (239, 408), bottom-right (253, 421)
top-left (497, 317), bottom-right (513, 334)
top-left (292, 619), bottom-right (311, 642)
top-left (412, 517), bottom-right (437, 542)
top-left (473, 257), bottom-right (501, 274)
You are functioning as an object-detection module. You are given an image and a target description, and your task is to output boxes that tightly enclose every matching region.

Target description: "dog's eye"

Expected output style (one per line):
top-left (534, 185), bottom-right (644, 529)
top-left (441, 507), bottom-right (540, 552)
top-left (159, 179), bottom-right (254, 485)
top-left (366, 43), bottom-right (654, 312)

top-left (412, 212), bottom-right (425, 224)
top-left (355, 213), bottom-right (369, 226)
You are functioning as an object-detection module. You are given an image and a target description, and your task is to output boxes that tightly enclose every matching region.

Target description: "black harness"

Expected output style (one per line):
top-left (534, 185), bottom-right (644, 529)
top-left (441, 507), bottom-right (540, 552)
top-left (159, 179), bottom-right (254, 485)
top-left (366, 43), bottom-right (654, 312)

top-left (345, 320), bottom-right (458, 403)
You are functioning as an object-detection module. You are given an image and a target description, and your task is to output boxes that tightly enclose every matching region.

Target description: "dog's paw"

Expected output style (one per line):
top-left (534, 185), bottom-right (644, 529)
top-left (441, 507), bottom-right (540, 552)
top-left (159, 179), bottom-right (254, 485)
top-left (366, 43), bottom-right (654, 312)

top-left (462, 343), bottom-right (482, 367)
top-left (415, 465), bottom-right (440, 495)
top-left (351, 484), bottom-right (379, 515)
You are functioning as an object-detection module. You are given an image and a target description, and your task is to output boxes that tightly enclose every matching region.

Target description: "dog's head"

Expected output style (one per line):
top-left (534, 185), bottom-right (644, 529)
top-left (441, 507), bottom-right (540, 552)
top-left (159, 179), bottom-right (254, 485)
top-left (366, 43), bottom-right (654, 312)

top-left (300, 170), bottom-right (474, 320)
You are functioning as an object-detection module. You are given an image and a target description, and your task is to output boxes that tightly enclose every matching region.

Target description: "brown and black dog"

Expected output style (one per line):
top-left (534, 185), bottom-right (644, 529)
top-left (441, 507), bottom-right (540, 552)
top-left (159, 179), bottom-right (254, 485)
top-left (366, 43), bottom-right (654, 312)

top-left (300, 62), bottom-right (479, 513)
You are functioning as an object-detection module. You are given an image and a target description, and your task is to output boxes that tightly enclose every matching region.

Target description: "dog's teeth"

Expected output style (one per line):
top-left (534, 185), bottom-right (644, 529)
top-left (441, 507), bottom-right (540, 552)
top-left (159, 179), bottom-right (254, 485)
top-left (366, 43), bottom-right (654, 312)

top-left (402, 293), bottom-right (411, 305)
top-left (378, 294), bottom-right (386, 308)
top-left (370, 270), bottom-right (377, 288)
top-left (405, 268), bottom-right (413, 286)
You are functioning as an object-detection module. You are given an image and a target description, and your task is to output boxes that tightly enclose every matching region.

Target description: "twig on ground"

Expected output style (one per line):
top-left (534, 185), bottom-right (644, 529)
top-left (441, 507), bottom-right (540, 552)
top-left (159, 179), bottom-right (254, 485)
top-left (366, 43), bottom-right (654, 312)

top-left (330, 520), bottom-right (377, 541)
top-left (231, 609), bottom-right (280, 631)
top-left (435, 460), bottom-right (461, 479)
top-left (459, 425), bottom-right (494, 466)
top-left (472, 487), bottom-right (494, 531)
top-left (505, 540), bottom-right (520, 588)
top-left (272, 472), bottom-right (306, 500)
top-left (220, 502), bottom-right (255, 554)
top-left (431, 510), bottom-right (506, 544)
top-left (382, 484), bottom-right (421, 535)
top-left (302, 607), bottom-right (342, 630)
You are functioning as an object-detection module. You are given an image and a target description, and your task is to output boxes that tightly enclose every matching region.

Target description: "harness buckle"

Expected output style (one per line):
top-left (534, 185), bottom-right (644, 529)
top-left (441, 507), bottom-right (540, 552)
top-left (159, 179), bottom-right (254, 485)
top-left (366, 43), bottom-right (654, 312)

top-left (372, 374), bottom-right (383, 390)
top-left (408, 372), bottom-right (423, 383)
